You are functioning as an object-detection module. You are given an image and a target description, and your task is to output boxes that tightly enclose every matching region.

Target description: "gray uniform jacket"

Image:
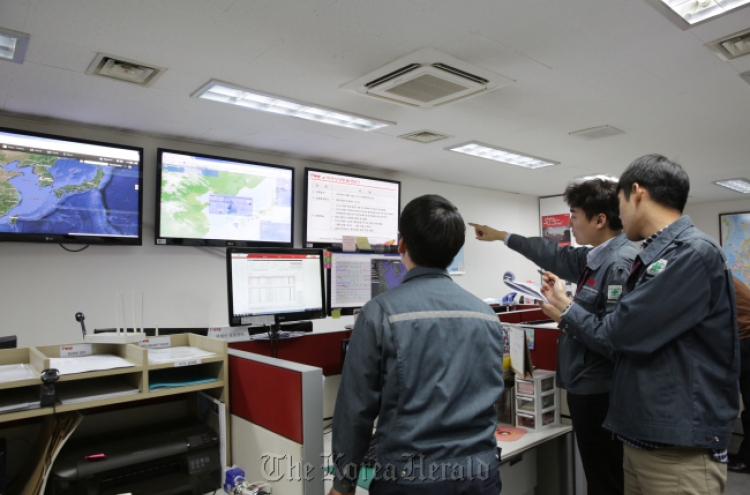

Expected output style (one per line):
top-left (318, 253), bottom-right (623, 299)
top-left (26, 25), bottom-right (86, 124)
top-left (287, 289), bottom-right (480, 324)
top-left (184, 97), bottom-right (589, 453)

top-left (506, 232), bottom-right (637, 394)
top-left (561, 216), bottom-right (740, 449)
top-left (331, 266), bottom-right (505, 492)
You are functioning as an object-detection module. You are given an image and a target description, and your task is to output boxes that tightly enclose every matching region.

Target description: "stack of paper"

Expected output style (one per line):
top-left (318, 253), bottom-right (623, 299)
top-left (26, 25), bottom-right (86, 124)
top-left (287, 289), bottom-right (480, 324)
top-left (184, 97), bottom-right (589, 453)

top-left (147, 346), bottom-right (216, 365)
top-left (49, 354), bottom-right (135, 375)
top-left (56, 377), bottom-right (140, 405)
top-left (0, 363), bottom-right (38, 384)
top-left (503, 271), bottom-right (548, 303)
top-left (0, 387), bottom-right (40, 413)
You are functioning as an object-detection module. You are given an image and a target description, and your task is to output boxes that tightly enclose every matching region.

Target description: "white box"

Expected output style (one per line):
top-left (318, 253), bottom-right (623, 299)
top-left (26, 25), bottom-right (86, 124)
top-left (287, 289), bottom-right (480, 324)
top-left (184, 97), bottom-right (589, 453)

top-left (515, 370), bottom-right (560, 431)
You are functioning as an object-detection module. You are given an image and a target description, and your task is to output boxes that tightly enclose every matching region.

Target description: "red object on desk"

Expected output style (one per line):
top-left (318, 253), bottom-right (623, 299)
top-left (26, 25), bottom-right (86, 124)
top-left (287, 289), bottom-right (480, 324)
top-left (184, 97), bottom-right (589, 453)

top-left (495, 425), bottom-right (527, 442)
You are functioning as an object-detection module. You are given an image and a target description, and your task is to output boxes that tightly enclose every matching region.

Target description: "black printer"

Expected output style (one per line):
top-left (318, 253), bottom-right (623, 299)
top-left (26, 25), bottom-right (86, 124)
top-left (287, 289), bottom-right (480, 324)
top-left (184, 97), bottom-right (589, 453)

top-left (48, 421), bottom-right (220, 495)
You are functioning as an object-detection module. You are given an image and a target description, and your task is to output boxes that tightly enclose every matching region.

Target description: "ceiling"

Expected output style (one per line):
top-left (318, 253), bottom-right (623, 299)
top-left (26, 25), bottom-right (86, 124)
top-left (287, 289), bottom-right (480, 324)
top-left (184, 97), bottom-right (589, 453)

top-left (2, 0), bottom-right (750, 203)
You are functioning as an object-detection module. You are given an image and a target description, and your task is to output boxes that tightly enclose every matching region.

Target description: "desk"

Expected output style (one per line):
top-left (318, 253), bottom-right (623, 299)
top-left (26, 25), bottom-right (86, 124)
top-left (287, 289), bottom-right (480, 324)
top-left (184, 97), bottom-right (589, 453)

top-left (322, 425), bottom-right (573, 495)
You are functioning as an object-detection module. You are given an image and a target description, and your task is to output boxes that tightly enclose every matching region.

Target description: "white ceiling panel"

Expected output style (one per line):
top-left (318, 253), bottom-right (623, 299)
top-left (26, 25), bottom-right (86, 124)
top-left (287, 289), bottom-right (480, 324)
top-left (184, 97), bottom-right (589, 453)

top-left (2, 0), bottom-right (750, 203)
top-left (0, 0), bottom-right (32, 32)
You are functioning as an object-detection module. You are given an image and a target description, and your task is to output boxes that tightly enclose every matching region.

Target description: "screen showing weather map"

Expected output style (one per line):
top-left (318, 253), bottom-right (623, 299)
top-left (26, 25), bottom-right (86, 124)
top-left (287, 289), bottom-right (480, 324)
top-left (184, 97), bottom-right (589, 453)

top-left (0, 128), bottom-right (142, 244)
top-left (156, 150), bottom-right (293, 246)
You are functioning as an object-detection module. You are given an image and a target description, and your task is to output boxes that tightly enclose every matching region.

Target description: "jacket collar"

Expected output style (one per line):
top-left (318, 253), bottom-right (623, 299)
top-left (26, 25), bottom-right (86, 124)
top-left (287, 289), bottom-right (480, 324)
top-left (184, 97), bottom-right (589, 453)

top-left (638, 215), bottom-right (693, 266)
top-left (403, 265), bottom-right (451, 283)
top-left (587, 232), bottom-right (632, 270)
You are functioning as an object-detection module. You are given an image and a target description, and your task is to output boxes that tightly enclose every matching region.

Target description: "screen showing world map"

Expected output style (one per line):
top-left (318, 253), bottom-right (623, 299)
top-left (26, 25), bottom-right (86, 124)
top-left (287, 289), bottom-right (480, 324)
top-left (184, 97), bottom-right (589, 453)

top-left (0, 129), bottom-right (142, 244)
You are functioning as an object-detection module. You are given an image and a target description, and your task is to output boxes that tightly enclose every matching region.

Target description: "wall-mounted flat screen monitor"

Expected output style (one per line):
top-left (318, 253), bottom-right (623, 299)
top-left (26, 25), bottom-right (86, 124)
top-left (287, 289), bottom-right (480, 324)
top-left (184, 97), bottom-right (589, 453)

top-left (227, 248), bottom-right (326, 326)
top-left (327, 252), bottom-right (406, 316)
top-left (304, 168), bottom-right (400, 247)
top-left (0, 127), bottom-right (143, 245)
top-left (156, 149), bottom-right (294, 247)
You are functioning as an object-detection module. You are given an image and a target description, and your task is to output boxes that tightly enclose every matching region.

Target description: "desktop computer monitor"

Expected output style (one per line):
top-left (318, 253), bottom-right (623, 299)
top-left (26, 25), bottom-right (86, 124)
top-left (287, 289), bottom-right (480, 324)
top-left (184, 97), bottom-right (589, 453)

top-left (303, 168), bottom-right (401, 248)
top-left (226, 248), bottom-right (326, 327)
top-left (327, 252), bottom-right (406, 316)
top-left (0, 336), bottom-right (17, 349)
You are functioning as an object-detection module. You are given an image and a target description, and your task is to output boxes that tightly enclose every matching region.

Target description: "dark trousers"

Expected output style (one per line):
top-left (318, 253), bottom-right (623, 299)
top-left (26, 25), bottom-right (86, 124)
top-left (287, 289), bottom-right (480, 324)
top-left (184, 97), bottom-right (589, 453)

top-left (369, 468), bottom-right (501, 495)
top-left (739, 338), bottom-right (750, 463)
top-left (567, 391), bottom-right (624, 495)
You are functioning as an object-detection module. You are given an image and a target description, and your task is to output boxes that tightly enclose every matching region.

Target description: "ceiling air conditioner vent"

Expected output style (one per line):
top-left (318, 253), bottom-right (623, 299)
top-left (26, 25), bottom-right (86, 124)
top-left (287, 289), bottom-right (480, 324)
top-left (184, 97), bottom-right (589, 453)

top-left (85, 53), bottom-right (166, 87)
top-left (569, 125), bottom-right (625, 140)
top-left (341, 48), bottom-right (513, 108)
top-left (707, 28), bottom-right (750, 61)
top-left (398, 130), bottom-right (452, 144)
top-left (364, 64), bottom-right (421, 89)
top-left (432, 63), bottom-right (489, 85)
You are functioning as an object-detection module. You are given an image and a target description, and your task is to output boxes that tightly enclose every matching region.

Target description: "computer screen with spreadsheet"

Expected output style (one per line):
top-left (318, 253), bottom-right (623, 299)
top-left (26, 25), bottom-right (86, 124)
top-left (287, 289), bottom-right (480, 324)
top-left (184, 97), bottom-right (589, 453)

top-left (327, 252), bottom-right (406, 316)
top-left (226, 248), bottom-right (326, 326)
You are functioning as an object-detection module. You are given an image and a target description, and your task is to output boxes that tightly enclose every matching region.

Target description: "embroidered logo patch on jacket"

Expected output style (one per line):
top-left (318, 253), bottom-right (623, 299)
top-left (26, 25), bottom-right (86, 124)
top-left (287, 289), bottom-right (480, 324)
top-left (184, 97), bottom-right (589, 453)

top-left (646, 259), bottom-right (668, 276)
top-left (607, 285), bottom-right (622, 300)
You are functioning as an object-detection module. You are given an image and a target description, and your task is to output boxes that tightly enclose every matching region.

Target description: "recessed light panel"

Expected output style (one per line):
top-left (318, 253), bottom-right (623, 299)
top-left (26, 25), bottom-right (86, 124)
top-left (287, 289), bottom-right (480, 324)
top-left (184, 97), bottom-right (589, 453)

top-left (715, 178), bottom-right (750, 193)
top-left (447, 141), bottom-right (558, 169)
top-left (576, 174), bottom-right (619, 182)
top-left (193, 80), bottom-right (394, 131)
top-left (645, 0), bottom-right (750, 28)
top-left (0, 27), bottom-right (30, 64)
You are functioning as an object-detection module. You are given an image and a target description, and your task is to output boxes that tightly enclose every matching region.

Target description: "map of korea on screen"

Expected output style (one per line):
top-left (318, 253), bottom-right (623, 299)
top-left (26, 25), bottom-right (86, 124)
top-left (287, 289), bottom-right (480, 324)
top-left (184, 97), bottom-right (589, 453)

top-left (0, 130), bottom-right (141, 238)
top-left (158, 152), bottom-right (293, 243)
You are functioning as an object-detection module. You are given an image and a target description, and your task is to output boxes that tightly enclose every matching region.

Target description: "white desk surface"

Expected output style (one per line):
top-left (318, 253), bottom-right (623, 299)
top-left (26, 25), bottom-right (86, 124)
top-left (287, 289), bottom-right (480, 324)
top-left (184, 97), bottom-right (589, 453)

top-left (322, 423), bottom-right (572, 493)
top-left (497, 424), bottom-right (572, 460)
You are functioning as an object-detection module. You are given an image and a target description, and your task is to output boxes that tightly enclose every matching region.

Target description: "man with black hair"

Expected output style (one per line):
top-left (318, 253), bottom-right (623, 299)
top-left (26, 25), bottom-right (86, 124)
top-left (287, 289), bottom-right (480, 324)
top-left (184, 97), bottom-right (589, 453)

top-left (330, 194), bottom-right (505, 495)
top-left (470, 179), bottom-right (636, 495)
top-left (541, 154), bottom-right (739, 495)
top-left (728, 276), bottom-right (750, 474)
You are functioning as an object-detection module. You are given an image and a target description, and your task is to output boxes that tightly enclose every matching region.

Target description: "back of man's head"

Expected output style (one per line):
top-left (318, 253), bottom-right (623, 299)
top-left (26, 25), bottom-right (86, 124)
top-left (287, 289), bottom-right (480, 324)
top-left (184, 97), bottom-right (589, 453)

top-left (563, 179), bottom-right (623, 230)
top-left (399, 194), bottom-right (465, 269)
top-left (617, 154), bottom-right (690, 213)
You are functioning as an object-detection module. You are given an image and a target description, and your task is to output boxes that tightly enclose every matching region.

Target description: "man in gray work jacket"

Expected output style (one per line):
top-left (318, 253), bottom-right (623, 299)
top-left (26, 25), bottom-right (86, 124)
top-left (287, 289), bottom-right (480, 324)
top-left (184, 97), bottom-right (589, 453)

top-left (541, 154), bottom-right (739, 495)
top-left (470, 178), bottom-right (636, 495)
top-left (329, 194), bottom-right (505, 495)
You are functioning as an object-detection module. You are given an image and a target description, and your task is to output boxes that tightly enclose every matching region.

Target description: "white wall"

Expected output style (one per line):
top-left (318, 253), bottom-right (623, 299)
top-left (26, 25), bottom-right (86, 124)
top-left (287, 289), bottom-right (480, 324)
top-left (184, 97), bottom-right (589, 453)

top-left (684, 198), bottom-right (750, 244)
top-left (0, 115), bottom-right (541, 347)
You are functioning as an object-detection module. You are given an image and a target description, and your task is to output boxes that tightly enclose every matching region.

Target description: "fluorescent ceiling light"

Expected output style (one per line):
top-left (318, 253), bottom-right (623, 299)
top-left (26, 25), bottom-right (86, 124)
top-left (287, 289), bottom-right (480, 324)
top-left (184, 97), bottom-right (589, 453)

top-left (447, 141), bottom-right (558, 169)
top-left (644, 0), bottom-right (750, 28)
top-left (714, 178), bottom-right (750, 193)
top-left (0, 27), bottom-right (30, 64)
top-left (192, 80), bottom-right (394, 131)
top-left (576, 174), bottom-right (619, 182)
